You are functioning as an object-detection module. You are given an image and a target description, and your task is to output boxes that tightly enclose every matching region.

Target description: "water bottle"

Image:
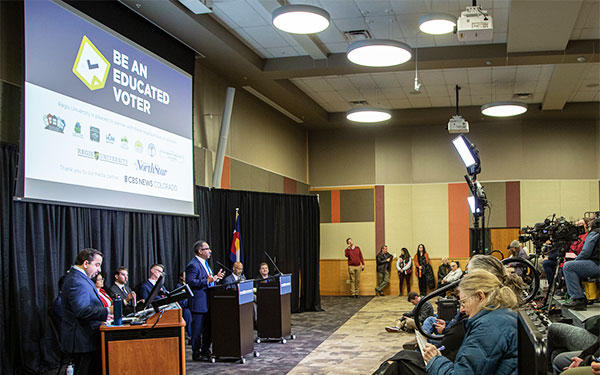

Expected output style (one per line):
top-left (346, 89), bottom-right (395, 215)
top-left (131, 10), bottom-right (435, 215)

top-left (66, 364), bottom-right (74, 375)
top-left (114, 295), bottom-right (123, 326)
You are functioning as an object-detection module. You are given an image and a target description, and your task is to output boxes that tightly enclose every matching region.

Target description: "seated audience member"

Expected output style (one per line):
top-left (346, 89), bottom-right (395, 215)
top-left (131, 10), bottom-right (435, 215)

top-left (559, 338), bottom-right (600, 375)
top-left (50, 275), bottom-right (67, 335)
top-left (563, 218), bottom-right (600, 310)
top-left (507, 240), bottom-right (528, 276)
top-left (223, 261), bottom-right (246, 284)
top-left (92, 273), bottom-right (112, 308)
top-left (437, 257), bottom-right (451, 288)
top-left (107, 266), bottom-right (137, 315)
top-left (440, 261), bottom-right (463, 285)
top-left (140, 263), bottom-right (168, 302)
top-left (423, 269), bottom-right (519, 374)
top-left (548, 321), bottom-right (599, 375)
top-left (385, 292), bottom-right (434, 333)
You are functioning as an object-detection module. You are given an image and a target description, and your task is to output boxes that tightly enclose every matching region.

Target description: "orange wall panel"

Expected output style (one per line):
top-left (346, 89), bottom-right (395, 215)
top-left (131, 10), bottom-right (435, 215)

top-left (448, 183), bottom-right (470, 258)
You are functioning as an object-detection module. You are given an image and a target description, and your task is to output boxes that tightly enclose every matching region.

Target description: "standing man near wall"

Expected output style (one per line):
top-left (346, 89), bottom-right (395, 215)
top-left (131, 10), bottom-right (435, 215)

top-left (344, 238), bottom-right (364, 298)
top-left (375, 245), bottom-right (394, 296)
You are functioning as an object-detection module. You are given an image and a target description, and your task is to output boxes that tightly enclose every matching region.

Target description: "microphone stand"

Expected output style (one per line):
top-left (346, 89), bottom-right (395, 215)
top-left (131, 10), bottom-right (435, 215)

top-left (264, 251), bottom-right (283, 276)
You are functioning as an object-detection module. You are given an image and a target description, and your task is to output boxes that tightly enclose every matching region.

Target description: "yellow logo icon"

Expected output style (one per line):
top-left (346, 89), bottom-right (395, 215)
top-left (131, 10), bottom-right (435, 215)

top-left (72, 36), bottom-right (110, 91)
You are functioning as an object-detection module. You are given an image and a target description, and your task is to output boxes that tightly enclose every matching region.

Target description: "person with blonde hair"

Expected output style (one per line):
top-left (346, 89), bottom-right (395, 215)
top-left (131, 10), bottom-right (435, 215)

top-left (423, 269), bottom-right (518, 375)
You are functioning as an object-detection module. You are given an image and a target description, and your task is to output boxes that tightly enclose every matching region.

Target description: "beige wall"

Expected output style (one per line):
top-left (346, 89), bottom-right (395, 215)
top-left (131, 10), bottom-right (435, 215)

top-left (320, 222), bottom-right (375, 259)
top-left (310, 120), bottom-right (599, 186)
top-left (385, 184), bottom-right (450, 259)
top-left (520, 180), bottom-right (599, 226)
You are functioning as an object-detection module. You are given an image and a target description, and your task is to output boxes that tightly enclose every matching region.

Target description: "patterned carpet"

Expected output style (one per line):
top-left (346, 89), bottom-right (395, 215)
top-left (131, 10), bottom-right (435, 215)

top-left (186, 296), bottom-right (372, 374)
top-left (187, 295), bottom-right (416, 374)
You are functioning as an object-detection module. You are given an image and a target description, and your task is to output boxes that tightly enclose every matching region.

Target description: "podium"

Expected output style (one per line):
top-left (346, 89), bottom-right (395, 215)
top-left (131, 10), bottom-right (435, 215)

top-left (209, 280), bottom-right (257, 363)
top-left (256, 274), bottom-right (295, 343)
top-left (100, 304), bottom-right (186, 375)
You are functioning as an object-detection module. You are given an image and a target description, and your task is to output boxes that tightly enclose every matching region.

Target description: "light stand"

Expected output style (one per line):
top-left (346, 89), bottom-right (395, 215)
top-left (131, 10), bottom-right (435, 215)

top-left (453, 134), bottom-right (487, 256)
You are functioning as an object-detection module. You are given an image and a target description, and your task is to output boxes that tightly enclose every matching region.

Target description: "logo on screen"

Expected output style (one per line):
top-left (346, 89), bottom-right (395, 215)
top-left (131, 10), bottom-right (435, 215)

top-left (148, 143), bottom-right (156, 157)
top-left (90, 126), bottom-right (100, 142)
top-left (136, 160), bottom-right (167, 176)
top-left (106, 133), bottom-right (115, 144)
top-left (72, 122), bottom-right (83, 138)
top-left (72, 36), bottom-right (110, 91)
top-left (44, 114), bottom-right (66, 133)
top-left (121, 136), bottom-right (129, 150)
top-left (135, 141), bottom-right (143, 153)
top-left (78, 149), bottom-right (128, 166)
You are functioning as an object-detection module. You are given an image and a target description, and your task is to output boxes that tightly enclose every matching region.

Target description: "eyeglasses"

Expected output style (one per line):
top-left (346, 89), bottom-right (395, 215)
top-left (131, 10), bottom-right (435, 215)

top-left (459, 296), bottom-right (472, 307)
top-left (200, 247), bottom-right (210, 251)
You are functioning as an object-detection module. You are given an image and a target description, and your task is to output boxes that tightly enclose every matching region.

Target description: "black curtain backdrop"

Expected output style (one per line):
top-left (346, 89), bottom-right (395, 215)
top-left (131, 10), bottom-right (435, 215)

top-left (0, 142), bottom-right (320, 375)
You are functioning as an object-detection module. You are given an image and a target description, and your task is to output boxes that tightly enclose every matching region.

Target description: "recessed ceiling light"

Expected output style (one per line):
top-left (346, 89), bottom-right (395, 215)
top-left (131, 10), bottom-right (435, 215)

top-left (346, 39), bottom-right (412, 67)
top-left (272, 5), bottom-right (330, 34)
top-left (346, 108), bottom-right (392, 123)
top-left (418, 13), bottom-right (457, 35)
top-left (481, 101), bottom-right (528, 117)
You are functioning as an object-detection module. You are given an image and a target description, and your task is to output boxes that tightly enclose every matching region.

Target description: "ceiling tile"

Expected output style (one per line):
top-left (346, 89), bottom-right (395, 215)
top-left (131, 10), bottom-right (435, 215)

top-left (492, 32), bottom-right (508, 43)
top-left (434, 34), bottom-right (461, 47)
top-left (354, 0), bottom-right (393, 16)
top-left (330, 102), bottom-right (353, 112)
top-left (514, 81), bottom-right (537, 93)
top-left (493, 0), bottom-right (510, 9)
top-left (301, 77), bottom-right (334, 92)
top-left (425, 84), bottom-right (449, 96)
top-left (331, 18), bottom-right (368, 33)
top-left (390, 1), bottom-right (428, 15)
top-left (244, 26), bottom-right (289, 48)
top-left (338, 88), bottom-right (363, 101)
top-left (318, 90), bottom-right (346, 102)
top-left (322, 42), bottom-right (349, 53)
top-left (380, 87), bottom-right (407, 99)
top-left (418, 70), bottom-right (446, 85)
top-left (416, 34), bottom-right (437, 48)
top-left (371, 73), bottom-right (401, 88)
top-left (467, 67), bottom-right (492, 83)
top-left (246, 0), bottom-right (273, 23)
top-left (538, 65), bottom-right (555, 82)
top-left (448, 85), bottom-right (471, 97)
top-left (572, 91), bottom-right (598, 101)
top-left (443, 69), bottom-right (469, 85)
top-left (469, 83), bottom-right (493, 96)
top-left (324, 76), bottom-right (355, 91)
top-left (470, 94), bottom-right (492, 105)
top-left (214, 0), bottom-right (268, 28)
top-left (389, 98), bottom-right (412, 108)
top-left (580, 28), bottom-right (600, 39)
top-left (315, 24), bottom-right (346, 44)
top-left (492, 8), bottom-right (509, 33)
top-left (584, 2), bottom-right (599, 28)
top-left (493, 82), bottom-right (514, 95)
top-left (586, 63), bottom-right (600, 80)
top-left (395, 71), bottom-right (416, 87)
top-left (516, 66), bottom-right (541, 82)
top-left (348, 74), bottom-right (377, 90)
top-left (492, 66), bottom-right (516, 83)
top-left (321, 1), bottom-right (362, 19)
top-left (408, 97), bottom-right (432, 108)
top-left (268, 46), bottom-right (303, 58)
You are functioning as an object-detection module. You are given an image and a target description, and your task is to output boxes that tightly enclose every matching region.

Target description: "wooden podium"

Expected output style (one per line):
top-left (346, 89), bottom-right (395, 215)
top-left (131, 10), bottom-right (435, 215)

top-left (209, 279), bottom-right (256, 363)
top-left (256, 274), bottom-right (295, 343)
top-left (100, 305), bottom-right (186, 375)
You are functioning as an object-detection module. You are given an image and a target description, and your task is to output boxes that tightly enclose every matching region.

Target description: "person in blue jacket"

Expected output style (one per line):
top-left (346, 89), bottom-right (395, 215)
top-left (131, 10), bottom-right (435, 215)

top-left (423, 269), bottom-right (518, 375)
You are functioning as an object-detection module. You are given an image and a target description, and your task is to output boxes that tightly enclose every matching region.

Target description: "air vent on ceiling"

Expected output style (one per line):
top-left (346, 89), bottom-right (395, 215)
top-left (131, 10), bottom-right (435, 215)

top-left (513, 93), bottom-right (532, 99)
top-left (343, 30), bottom-right (372, 42)
top-left (349, 100), bottom-right (369, 105)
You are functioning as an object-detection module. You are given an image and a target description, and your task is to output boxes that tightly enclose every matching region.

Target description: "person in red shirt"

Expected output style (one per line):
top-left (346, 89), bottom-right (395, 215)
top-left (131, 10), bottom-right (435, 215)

top-left (344, 238), bottom-right (364, 298)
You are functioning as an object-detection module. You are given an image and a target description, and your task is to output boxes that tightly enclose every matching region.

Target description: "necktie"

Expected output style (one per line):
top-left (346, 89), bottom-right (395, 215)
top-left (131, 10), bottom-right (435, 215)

top-left (206, 262), bottom-right (214, 286)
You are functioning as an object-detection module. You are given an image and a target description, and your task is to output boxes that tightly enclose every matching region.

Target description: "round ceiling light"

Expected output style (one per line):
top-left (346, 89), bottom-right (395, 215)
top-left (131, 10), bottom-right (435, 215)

top-left (481, 101), bottom-right (528, 117)
top-left (346, 108), bottom-right (392, 123)
top-left (272, 5), bottom-right (330, 34)
top-left (418, 13), bottom-right (457, 35)
top-left (346, 39), bottom-right (412, 67)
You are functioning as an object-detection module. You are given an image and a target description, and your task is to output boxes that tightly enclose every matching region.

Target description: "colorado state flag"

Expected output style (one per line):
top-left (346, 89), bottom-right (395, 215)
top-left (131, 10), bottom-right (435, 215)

top-left (229, 209), bottom-right (242, 264)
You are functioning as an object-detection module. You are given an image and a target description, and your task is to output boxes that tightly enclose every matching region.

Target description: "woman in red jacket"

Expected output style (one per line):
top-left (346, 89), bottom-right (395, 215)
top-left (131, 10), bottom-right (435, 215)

top-left (413, 244), bottom-right (431, 296)
top-left (93, 273), bottom-right (113, 308)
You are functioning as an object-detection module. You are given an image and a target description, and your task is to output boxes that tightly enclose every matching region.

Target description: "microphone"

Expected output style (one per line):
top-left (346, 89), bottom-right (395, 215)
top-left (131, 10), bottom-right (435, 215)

top-left (264, 251), bottom-right (283, 276)
top-left (216, 260), bottom-right (233, 275)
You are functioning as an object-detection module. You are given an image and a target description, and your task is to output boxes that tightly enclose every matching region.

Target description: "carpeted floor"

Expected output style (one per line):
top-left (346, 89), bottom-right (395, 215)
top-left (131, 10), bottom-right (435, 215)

top-left (186, 296), bottom-right (373, 374)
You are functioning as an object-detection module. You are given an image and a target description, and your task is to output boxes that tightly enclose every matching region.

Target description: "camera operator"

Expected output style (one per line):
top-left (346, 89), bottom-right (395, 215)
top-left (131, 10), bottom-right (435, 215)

top-left (563, 218), bottom-right (600, 310)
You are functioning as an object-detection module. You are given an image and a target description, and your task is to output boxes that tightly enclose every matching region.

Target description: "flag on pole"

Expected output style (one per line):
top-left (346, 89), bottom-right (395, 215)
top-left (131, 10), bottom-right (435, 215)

top-left (229, 208), bottom-right (242, 264)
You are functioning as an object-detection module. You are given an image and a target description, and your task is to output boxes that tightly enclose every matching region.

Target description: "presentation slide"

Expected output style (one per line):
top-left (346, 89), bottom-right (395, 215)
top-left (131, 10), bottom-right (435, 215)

top-left (23, 0), bottom-right (194, 215)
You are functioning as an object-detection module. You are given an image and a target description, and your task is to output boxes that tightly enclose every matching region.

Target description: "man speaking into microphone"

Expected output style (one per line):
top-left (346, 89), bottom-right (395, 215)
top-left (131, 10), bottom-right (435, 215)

top-left (186, 240), bottom-right (224, 361)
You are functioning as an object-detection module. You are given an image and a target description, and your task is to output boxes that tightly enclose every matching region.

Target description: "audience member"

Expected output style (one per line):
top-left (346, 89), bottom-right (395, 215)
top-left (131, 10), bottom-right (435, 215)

top-left (547, 322), bottom-right (598, 375)
top-left (186, 240), bottom-right (224, 361)
top-left (107, 266), bottom-right (136, 315)
top-left (92, 273), bottom-right (112, 308)
top-left (437, 257), bottom-right (451, 288)
top-left (559, 338), bottom-right (600, 375)
top-left (440, 261), bottom-right (463, 285)
top-left (507, 240), bottom-right (528, 276)
top-left (563, 218), bottom-right (600, 310)
top-left (61, 248), bottom-right (111, 375)
top-left (414, 244), bottom-right (434, 295)
top-left (344, 237), bottom-right (364, 298)
top-left (375, 245), bottom-right (394, 296)
top-left (140, 263), bottom-right (167, 302)
top-left (423, 269), bottom-right (518, 374)
top-left (396, 248), bottom-right (412, 296)
top-left (385, 292), bottom-right (434, 333)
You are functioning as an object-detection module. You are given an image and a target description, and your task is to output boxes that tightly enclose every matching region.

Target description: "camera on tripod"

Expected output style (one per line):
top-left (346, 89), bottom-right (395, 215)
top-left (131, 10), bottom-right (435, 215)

top-left (519, 217), bottom-right (584, 254)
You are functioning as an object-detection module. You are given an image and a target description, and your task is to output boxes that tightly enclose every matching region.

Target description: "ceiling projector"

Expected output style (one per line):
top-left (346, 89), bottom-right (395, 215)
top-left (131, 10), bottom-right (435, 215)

top-left (457, 6), bottom-right (493, 42)
top-left (448, 115), bottom-right (469, 133)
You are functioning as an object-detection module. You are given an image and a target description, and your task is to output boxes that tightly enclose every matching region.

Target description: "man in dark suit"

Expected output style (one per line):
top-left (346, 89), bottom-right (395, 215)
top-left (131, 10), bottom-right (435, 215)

top-left (186, 240), bottom-right (224, 361)
top-left (223, 261), bottom-right (246, 285)
top-left (107, 266), bottom-right (137, 315)
top-left (61, 248), bottom-right (111, 375)
top-left (140, 263), bottom-right (167, 302)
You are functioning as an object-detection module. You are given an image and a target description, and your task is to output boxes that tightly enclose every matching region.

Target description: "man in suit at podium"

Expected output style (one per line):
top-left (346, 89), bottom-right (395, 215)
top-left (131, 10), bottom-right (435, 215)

top-left (140, 263), bottom-right (167, 302)
top-left (61, 248), bottom-right (112, 375)
top-left (186, 240), bottom-right (224, 361)
top-left (108, 266), bottom-right (136, 315)
top-left (223, 261), bottom-right (246, 285)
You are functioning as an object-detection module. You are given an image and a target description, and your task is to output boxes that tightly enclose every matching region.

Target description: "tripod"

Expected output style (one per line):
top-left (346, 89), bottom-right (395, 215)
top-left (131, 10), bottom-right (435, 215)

top-left (544, 244), bottom-right (568, 315)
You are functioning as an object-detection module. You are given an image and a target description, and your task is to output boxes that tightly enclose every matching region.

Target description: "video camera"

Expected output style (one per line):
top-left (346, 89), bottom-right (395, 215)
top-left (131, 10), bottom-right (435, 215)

top-left (519, 216), bottom-right (585, 253)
